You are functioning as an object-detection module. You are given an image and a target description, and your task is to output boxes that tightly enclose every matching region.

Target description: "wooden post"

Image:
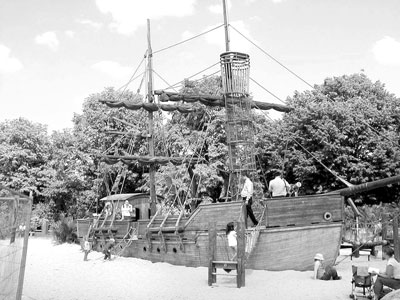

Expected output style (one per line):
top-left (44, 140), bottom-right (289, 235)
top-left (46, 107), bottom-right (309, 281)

top-left (394, 214), bottom-right (400, 261)
top-left (382, 213), bottom-right (388, 260)
top-left (208, 222), bottom-right (217, 286)
top-left (16, 195), bottom-right (32, 300)
top-left (382, 213), bottom-right (388, 241)
top-left (42, 219), bottom-right (48, 235)
top-left (147, 19), bottom-right (157, 216)
top-left (241, 202), bottom-right (247, 229)
top-left (222, 0), bottom-right (230, 52)
top-left (236, 221), bottom-right (245, 288)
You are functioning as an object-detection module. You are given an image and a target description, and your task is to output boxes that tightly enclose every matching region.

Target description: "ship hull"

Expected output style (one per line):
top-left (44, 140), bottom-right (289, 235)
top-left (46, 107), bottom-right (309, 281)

top-left (77, 193), bottom-right (343, 271)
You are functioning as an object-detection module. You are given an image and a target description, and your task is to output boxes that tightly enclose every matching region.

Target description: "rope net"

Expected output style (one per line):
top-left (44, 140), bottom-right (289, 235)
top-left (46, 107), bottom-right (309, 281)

top-left (220, 51), bottom-right (256, 201)
top-left (0, 194), bottom-right (32, 300)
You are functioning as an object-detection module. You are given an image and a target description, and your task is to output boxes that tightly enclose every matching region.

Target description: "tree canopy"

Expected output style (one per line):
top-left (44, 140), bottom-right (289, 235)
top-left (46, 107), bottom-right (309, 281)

top-left (263, 73), bottom-right (400, 203)
top-left (1, 73), bottom-right (399, 221)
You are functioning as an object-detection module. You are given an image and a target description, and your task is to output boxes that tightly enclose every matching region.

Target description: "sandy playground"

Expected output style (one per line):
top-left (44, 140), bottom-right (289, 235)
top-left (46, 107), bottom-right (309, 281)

top-left (20, 237), bottom-right (397, 300)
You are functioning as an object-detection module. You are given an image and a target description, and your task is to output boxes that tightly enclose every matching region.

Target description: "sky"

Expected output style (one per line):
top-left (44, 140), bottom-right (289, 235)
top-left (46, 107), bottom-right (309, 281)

top-left (0, 0), bottom-right (399, 132)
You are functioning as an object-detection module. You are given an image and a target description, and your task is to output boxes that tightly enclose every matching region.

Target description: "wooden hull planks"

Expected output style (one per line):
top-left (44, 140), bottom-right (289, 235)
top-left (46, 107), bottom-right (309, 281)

top-left (246, 223), bottom-right (342, 271)
top-left (76, 193), bottom-right (344, 271)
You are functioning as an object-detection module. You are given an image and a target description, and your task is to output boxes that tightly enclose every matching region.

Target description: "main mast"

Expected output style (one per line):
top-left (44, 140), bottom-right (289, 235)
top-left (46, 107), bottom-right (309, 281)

top-left (220, 0), bottom-right (256, 201)
top-left (147, 19), bottom-right (157, 215)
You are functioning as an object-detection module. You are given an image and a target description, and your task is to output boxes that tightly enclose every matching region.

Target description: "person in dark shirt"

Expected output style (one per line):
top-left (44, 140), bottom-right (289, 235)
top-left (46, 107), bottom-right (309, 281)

top-left (103, 238), bottom-right (115, 260)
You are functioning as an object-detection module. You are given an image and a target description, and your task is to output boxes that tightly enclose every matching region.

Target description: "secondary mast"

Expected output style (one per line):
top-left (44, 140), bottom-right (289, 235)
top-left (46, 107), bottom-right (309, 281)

top-left (146, 19), bottom-right (157, 216)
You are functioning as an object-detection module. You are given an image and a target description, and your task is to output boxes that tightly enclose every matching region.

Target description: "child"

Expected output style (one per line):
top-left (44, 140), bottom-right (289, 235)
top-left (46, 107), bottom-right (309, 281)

top-left (83, 237), bottom-right (91, 261)
top-left (103, 238), bottom-right (115, 260)
top-left (226, 222), bottom-right (237, 261)
top-left (313, 253), bottom-right (341, 280)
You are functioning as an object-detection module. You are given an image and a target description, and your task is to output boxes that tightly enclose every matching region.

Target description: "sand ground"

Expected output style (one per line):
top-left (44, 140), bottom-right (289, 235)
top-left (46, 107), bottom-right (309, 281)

top-left (21, 237), bottom-right (390, 300)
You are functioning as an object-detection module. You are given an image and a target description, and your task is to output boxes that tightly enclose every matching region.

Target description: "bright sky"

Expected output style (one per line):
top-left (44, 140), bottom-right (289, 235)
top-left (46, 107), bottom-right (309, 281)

top-left (1, 0), bottom-right (399, 132)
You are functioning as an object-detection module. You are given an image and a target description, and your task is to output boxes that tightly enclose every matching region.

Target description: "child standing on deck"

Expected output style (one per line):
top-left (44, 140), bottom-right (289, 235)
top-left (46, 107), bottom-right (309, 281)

top-left (226, 222), bottom-right (237, 261)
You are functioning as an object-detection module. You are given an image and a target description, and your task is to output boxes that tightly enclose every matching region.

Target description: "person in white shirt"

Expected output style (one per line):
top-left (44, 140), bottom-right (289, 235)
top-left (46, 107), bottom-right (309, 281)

top-left (226, 222), bottom-right (237, 261)
top-left (373, 247), bottom-right (400, 299)
top-left (241, 173), bottom-right (258, 227)
top-left (121, 200), bottom-right (133, 220)
top-left (268, 171), bottom-right (290, 198)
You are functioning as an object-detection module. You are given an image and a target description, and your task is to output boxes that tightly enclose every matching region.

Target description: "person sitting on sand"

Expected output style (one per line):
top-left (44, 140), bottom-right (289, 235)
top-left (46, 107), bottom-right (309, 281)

top-left (372, 247), bottom-right (400, 299)
top-left (226, 222), bottom-right (237, 261)
top-left (313, 253), bottom-right (341, 280)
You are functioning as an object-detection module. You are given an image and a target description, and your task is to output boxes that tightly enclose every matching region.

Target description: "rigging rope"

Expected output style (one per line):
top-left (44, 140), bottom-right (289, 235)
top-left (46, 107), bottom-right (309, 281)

top-left (115, 50), bottom-right (147, 100)
top-left (231, 24), bottom-right (398, 148)
top-left (230, 24), bottom-right (313, 89)
top-left (250, 77), bottom-right (286, 104)
top-left (153, 24), bottom-right (224, 55)
top-left (153, 69), bottom-right (179, 93)
top-left (290, 138), bottom-right (352, 187)
top-left (182, 114), bottom-right (212, 206)
top-left (162, 64), bottom-right (220, 91)
top-left (252, 101), bottom-right (352, 187)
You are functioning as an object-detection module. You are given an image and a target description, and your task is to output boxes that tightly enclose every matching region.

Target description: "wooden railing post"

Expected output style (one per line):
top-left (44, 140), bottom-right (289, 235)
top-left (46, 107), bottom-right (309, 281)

top-left (382, 213), bottom-right (388, 260)
top-left (236, 221), bottom-right (245, 288)
top-left (208, 222), bottom-right (217, 286)
top-left (394, 215), bottom-right (400, 261)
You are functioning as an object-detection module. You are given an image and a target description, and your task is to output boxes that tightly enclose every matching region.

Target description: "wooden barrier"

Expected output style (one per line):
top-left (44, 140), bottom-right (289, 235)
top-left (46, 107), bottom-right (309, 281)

top-left (208, 221), bottom-right (245, 288)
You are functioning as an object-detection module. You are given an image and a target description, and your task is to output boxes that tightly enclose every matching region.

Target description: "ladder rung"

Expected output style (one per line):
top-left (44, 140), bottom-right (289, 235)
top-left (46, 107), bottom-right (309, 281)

top-left (212, 261), bottom-right (238, 270)
top-left (212, 260), bottom-right (238, 265)
top-left (212, 273), bottom-right (237, 276)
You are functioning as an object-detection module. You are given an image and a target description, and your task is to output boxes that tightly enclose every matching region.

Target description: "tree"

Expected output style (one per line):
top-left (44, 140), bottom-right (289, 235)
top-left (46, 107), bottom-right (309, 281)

top-left (153, 76), bottom-right (227, 206)
top-left (43, 129), bottom-right (96, 218)
top-left (0, 118), bottom-right (51, 200)
top-left (279, 73), bottom-right (400, 203)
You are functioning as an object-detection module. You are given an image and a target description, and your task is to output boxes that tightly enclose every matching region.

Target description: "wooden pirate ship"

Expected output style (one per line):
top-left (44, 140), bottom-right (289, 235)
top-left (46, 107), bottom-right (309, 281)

top-left (76, 3), bottom-right (400, 271)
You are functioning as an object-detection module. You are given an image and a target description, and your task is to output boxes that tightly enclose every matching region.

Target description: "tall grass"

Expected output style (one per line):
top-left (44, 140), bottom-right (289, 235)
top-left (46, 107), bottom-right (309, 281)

top-left (51, 217), bottom-right (77, 244)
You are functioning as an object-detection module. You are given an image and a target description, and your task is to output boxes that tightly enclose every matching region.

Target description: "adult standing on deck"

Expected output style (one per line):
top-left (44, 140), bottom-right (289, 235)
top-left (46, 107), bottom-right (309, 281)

top-left (121, 200), bottom-right (133, 220)
top-left (268, 171), bottom-right (290, 198)
top-left (241, 172), bottom-right (258, 227)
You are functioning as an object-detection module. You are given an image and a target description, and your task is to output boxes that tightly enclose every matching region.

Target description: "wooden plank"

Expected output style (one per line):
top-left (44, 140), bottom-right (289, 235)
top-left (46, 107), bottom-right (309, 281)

top-left (265, 194), bottom-right (343, 227)
top-left (246, 223), bottom-right (342, 271)
top-left (185, 202), bottom-right (243, 231)
top-left (148, 226), bottom-right (184, 233)
top-left (213, 260), bottom-right (238, 264)
top-left (213, 261), bottom-right (237, 270)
